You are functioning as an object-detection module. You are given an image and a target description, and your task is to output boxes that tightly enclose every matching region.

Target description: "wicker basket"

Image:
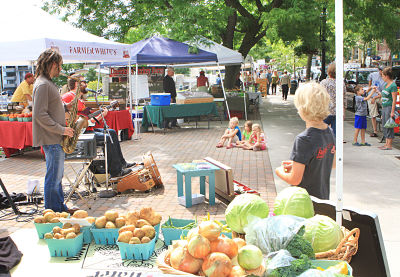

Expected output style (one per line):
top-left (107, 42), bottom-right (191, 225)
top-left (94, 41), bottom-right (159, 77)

top-left (315, 227), bottom-right (360, 263)
top-left (157, 251), bottom-right (265, 276)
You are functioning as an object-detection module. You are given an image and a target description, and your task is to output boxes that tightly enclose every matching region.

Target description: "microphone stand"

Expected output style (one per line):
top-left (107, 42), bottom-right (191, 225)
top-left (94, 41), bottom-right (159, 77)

top-left (94, 91), bottom-right (117, 198)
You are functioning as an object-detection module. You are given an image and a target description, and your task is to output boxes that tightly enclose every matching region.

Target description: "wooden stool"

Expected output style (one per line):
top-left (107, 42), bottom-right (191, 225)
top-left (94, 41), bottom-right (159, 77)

top-left (172, 162), bottom-right (220, 208)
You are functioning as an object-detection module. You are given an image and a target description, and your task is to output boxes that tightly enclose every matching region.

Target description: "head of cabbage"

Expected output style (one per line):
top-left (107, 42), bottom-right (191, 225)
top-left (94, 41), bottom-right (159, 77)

top-left (273, 187), bottom-right (314, 218)
top-left (303, 215), bottom-right (343, 253)
top-left (225, 194), bottom-right (269, 234)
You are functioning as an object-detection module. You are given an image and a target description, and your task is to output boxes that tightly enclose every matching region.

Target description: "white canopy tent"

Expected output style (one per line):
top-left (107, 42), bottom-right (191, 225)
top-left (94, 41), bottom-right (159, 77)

top-left (0, 1), bottom-right (130, 65)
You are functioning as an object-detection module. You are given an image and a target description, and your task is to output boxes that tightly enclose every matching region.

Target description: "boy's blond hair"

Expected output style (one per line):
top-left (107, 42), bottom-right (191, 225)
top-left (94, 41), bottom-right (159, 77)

top-left (294, 82), bottom-right (330, 121)
top-left (230, 117), bottom-right (239, 125)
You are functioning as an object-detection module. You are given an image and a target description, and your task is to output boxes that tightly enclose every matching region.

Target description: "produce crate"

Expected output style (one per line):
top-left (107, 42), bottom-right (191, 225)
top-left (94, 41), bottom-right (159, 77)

top-left (117, 236), bottom-right (157, 260)
top-left (81, 225), bottom-right (94, 244)
top-left (311, 260), bottom-right (353, 275)
top-left (34, 222), bottom-right (63, 239)
top-left (91, 227), bottom-right (119, 245)
top-left (45, 233), bottom-right (84, 257)
top-left (162, 218), bottom-right (195, 246)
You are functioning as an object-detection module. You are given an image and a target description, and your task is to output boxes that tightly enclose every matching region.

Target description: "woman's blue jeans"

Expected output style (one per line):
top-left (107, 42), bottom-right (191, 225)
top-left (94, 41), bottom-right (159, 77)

top-left (42, 144), bottom-right (68, 212)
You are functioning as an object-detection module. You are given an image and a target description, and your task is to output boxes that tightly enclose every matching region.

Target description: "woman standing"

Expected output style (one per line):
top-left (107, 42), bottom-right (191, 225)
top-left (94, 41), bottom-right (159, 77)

top-left (379, 67), bottom-right (398, 150)
top-left (271, 71), bottom-right (279, 95)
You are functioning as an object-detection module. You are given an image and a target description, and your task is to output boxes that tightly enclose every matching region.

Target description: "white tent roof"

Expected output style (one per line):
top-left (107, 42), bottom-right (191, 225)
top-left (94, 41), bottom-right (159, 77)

top-left (0, 1), bottom-right (130, 65)
top-left (175, 37), bottom-right (243, 67)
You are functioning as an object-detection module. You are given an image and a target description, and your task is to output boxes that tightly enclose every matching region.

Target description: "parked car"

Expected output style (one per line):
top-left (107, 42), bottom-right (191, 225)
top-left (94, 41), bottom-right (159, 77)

top-left (345, 68), bottom-right (378, 110)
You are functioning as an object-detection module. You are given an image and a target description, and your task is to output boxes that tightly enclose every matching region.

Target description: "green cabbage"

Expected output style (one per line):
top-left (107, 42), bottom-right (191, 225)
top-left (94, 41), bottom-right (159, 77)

top-left (225, 194), bottom-right (269, 234)
top-left (303, 215), bottom-right (343, 253)
top-left (274, 187), bottom-right (314, 218)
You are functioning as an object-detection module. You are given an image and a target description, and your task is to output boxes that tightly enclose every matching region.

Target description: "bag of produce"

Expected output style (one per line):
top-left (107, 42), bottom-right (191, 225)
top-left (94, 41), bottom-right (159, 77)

top-left (244, 215), bottom-right (314, 258)
top-left (384, 117), bottom-right (398, 128)
top-left (265, 249), bottom-right (313, 277)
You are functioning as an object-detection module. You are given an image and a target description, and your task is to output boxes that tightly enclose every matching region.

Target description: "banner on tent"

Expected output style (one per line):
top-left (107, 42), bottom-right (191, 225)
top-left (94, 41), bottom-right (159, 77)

top-left (110, 66), bottom-right (165, 77)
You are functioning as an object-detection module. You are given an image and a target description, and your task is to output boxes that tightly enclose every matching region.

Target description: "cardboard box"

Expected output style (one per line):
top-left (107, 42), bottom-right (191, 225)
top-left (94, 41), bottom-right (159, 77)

top-left (204, 157), bottom-right (235, 202)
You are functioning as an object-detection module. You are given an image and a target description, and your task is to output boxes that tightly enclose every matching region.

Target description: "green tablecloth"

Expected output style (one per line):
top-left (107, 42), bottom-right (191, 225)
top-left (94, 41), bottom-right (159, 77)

top-left (142, 102), bottom-right (219, 130)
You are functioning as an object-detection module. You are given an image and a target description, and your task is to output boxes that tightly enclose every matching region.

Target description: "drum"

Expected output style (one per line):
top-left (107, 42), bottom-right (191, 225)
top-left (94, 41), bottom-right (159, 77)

top-left (142, 152), bottom-right (163, 186)
top-left (116, 168), bottom-right (156, 192)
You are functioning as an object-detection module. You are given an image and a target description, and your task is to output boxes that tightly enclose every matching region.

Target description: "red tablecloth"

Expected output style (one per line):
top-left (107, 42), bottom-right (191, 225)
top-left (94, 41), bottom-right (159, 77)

top-left (93, 110), bottom-right (134, 139)
top-left (0, 121), bottom-right (33, 157)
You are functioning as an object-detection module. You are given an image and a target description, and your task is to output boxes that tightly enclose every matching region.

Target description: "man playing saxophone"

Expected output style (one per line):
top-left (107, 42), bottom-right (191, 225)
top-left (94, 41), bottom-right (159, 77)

top-left (62, 77), bottom-right (134, 178)
top-left (32, 49), bottom-right (75, 213)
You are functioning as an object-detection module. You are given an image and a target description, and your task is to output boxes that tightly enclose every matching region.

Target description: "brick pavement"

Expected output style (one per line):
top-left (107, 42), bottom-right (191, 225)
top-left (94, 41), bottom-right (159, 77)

top-left (0, 120), bottom-right (276, 237)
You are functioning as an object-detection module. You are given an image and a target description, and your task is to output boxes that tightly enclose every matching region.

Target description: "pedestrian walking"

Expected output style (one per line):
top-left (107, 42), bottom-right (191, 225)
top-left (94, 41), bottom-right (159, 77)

top-left (266, 69), bottom-right (272, 95)
top-left (366, 66), bottom-right (385, 137)
top-left (280, 70), bottom-right (291, 101)
top-left (271, 71), bottom-right (279, 95)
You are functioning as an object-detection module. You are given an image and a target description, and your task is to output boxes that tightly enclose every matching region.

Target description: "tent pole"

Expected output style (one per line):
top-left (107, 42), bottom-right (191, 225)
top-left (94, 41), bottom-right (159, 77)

top-left (96, 63), bottom-right (101, 92)
top-left (218, 62), bottom-right (230, 120)
top-left (241, 65), bottom-right (247, 120)
top-left (335, 0), bottom-right (344, 227)
top-left (134, 63), bottom-right (139, 140)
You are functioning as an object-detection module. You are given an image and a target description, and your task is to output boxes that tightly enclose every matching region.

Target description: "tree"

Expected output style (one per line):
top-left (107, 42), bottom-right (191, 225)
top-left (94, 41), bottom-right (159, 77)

top-left (44, 0), bottom-right (288, 88)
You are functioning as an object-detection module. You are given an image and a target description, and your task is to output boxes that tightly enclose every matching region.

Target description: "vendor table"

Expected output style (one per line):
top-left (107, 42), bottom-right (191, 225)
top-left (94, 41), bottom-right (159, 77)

top-left (0, 121), bottom-right (33, 157)
top-left (142, 102), bottom-right (219, 131)
top-left (93, 110), bottom-right (134, 140)
top-left (172, 162), bottom-right (220, 208)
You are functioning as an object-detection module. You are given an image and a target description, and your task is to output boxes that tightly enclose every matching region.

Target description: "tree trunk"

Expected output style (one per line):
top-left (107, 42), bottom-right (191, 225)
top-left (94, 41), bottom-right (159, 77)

top-left (224, 65), bottom-right (241, 89)
top-left (306, 53), bottom-right (313, 81)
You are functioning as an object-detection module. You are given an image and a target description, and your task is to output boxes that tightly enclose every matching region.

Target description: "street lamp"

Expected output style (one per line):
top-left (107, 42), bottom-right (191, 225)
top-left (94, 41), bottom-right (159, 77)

top-left (320, 4), bottom-right (327, 81)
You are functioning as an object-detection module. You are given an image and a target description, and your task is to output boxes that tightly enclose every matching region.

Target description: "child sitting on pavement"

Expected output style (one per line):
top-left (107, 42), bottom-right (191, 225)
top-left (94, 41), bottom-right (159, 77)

top-left (275, 82), bottom-right (335, 200)
top-left (353, 85), bottom-right (377, 146)
top-left (216, 116), bottom-right (242, 149)
top-left (236, 120), bottom-right (253, 147)
top-left (240, 123), bottom-right (267, 151)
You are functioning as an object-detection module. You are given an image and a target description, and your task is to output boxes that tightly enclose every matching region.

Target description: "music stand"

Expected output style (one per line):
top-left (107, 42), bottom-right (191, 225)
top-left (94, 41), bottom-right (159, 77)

top-left (93, 92), bottom-right (117, 198)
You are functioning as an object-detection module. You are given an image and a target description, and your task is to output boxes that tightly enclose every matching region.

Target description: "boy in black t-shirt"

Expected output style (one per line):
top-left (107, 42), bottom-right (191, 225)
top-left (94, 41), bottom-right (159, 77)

top-left (275, 82), bottom-right (336, 199)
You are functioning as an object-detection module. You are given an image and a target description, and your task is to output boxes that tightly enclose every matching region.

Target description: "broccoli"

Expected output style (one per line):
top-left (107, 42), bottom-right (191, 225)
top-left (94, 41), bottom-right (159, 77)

top-left (286, 226), bottom-right (315, 259)
top-left (268, 254), bottom-right (312, 277)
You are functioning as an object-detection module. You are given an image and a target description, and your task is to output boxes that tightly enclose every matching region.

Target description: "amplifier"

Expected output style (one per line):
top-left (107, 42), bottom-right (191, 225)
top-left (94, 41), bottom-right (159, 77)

top-left (65, 134), bottom-right (97, 160)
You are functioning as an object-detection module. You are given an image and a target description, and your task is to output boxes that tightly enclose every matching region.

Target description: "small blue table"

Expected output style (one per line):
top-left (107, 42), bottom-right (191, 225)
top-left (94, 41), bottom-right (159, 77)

top-left (172, 162), bottom-right (220, 208)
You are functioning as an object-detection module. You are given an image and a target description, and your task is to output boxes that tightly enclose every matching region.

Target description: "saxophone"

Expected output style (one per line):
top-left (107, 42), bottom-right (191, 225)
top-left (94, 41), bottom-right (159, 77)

top-left (61, 77), bottom-right (89, 154)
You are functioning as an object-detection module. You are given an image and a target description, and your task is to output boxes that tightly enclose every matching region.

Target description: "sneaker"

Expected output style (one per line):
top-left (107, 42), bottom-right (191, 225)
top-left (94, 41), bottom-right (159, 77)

top-left (360, 142), bottom-right (371, 146)
top-left (123, 162), bottom-right (136, 169)
top-left (352, 142), bottom-right (361, 146)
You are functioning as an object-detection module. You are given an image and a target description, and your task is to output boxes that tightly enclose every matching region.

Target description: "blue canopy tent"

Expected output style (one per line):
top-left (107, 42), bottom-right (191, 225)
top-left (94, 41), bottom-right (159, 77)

top-left (101, 36), bottom-right (230, 137)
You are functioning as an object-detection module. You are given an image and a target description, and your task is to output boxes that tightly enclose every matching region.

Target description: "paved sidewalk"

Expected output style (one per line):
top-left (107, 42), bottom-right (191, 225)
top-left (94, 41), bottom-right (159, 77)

top-left (0, 119), bottom-right (275, 237)
top-left (260, 93), bottom-right (400, 276)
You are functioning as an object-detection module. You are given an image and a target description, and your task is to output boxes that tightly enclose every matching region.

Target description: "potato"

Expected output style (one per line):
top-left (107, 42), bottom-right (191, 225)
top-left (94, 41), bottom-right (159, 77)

top-left (72, 224), bottom-right (80, 233)
top-left (44, 212), bottom-right (56, 223)
top-left (105, 221), bottom-right (116, 229)
top-left (115, 217), bottom-right (126, 228)
top-left (34, 216), bottom-right (45, 223)
top-left (136, 219), bottom-right (151, 228)
top-left (66, 232), bottom-right (77, 239)
top-left (63, 223), bottom-right (73, 229)
top-left (53, 233), bottom-right (64, 239)
top-left (95, 216), bottom-right (107, 229)
top-left (44, 233), bottom-right (53, 239)
top-left (61, 228), bottom-right (76, 236)
top-left (139, 207), bottom-right (162, 226)
top-left (149, 212), bottom-right (162, 226)
top-left (52, 226), bottom-right (62, 234)
top-left (129, 237), bottom-right (141, 244)
top-left (105, 210), bottom-right (119, 222)
top-left (118, 231), bottom-right (133, 243)
top-left (72, 210), bottom-right (88, 219)
top-left (119, 225), bottom-right (135, 234)
top-left (49, 217), bottom-right (60, 223)
top-left (43, 209), bottom-right (54, 215)
top-left (86, 217), bottom-right (96, 224)
top-left (60, 212), bottom-right (69, 218)
top-left (141, 225), bottom-right (155, 239)
top-left (141, 236), bottom-right (151, 243)
top-left (133, 228), bottom-right (145, 240)
top-left (125, 211), bottom-right (139, 226)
